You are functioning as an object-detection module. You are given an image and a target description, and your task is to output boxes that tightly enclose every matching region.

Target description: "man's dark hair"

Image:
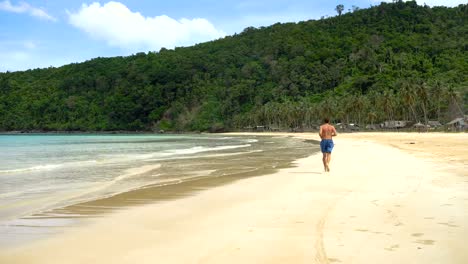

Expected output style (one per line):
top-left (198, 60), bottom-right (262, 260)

top-left (324, 118), bottom-right (330, 123)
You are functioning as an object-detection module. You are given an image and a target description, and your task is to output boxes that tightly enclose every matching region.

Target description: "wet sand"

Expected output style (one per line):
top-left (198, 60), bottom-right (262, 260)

top-left (0, 132), bottom-right (467, 263)
top-left (0, 136), bottom-right (313, 248)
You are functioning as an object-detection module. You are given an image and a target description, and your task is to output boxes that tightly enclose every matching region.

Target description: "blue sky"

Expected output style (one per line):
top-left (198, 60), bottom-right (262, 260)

top-left (0, 0), bottom-right (465, 72)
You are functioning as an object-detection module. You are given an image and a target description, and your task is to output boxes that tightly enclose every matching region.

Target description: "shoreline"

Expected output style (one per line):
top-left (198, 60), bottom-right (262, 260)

top-left (1, 132), bottom-right (467, 263)
top-left (0, 134), bottom-right (316, 249)
top-left (1, 129), bottom-right (464, 135)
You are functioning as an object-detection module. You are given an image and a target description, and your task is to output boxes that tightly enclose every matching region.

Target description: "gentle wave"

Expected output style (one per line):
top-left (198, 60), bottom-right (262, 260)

top-left (166, 144), bottom-right (251, 155)
top-left (145, 149), bottom-right (263, 162)
top-left (42, 144), bottom-right (254, 211)
top-left (0, 160), bottom-right (101, 175)
top-left (0, 164), bottom-right (164, 219)
top-left (98, 144), bottom-right (252, 163)
top-left (0, 144), bottom-right (250, 175)
top-left (113, 164), bottom-right (162, 183)
top-left (193, 149), bottom-right (263, 158)
top-left (141, 144), bottom-right (252, 160)
top-left (70, 164), bottom-right (163, 201)
top-left (0, 164), bottom-right (63, 174)
top-left (47, 164), bottom-right (165, 212)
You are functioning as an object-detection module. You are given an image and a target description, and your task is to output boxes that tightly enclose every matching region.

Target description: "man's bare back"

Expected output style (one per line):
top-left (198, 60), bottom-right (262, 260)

top-left (319, 124), bottom-right (337, 139)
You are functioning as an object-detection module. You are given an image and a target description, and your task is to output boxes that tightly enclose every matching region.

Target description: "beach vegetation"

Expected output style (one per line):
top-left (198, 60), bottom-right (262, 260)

top-left (0, 1), bottom-right (466, 132)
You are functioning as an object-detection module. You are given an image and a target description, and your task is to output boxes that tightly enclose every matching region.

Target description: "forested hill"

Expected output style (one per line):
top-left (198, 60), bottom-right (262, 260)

top-left (0, 1), bottom-right (467, 132)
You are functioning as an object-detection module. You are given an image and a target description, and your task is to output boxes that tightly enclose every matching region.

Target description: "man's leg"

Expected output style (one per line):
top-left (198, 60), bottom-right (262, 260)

top-left (322, 153), bottom-right (328, 171)
top-left (326, 153), bottom-right (332, 171)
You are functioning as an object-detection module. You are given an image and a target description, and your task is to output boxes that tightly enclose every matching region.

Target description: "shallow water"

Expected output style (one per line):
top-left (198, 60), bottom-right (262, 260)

top-left (0, 133), bottom-right (318, 247)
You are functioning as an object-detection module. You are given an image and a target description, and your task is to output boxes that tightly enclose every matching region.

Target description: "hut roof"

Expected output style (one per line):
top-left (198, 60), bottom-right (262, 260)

top-left (427, 121), bottom-right (442, 126)
top-left (446, 118), bottom-right (464, 125)
top-left (413, 122), bottom-right (426, 127)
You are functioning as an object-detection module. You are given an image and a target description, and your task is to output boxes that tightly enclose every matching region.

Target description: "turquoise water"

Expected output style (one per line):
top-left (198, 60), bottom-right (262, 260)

top-left (0, 134), bottom-right (314, 224)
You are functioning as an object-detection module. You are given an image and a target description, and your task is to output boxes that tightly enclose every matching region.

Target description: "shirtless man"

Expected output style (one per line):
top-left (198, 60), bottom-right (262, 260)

top-left (319, 118), bottom-right (337, 172)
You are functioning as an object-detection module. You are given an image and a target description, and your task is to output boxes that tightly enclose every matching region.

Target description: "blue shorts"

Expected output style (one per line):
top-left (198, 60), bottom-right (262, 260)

top-left (320, 139), bottom-right (334, 153)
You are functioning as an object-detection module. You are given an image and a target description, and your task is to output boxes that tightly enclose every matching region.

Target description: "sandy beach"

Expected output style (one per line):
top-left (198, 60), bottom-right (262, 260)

top-left (0, 132), bottom-right (467, 263)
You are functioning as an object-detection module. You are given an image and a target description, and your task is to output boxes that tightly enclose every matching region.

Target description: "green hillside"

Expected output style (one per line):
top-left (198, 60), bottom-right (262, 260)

top-left (0, 1), bottom-right (467, 132)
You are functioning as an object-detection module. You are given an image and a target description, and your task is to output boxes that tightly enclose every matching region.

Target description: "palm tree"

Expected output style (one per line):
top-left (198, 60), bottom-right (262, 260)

top-left (305, 103), bottom-right (318, 128)
top-left (367, 111), bottom-right (378, 127)
top-left (380, 89), bottom-right (395, 121)
top-left (429, 80), bottom-right (444, 120)
top-left (354, 94), bottom-right (367, 126)
top-left (366, 90), bottom-right (380, 119)
top-left (319, 97), bottom-right (335, 121)
top-left (339, 94), bottom-right (355, 125)
top-left (400, 81), bottom-right (418, 122)
top-left (335, 4), bottom-right (345, 16)
top-left (445, 85), bottom-right (464, 119)
top-left (415, 80), bottom-right (429, 124)
top-left (271, 102), bottom-right (282, 128)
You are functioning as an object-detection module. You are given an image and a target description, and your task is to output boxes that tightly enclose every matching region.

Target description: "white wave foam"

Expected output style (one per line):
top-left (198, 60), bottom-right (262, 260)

top-left (145, 148), bottom-right (261, 162)
top-left (70, 163), bottom-right (162, 201)
top-left (0, 164), bottom-right (63, 174)
top-left (0, 189), bottom-right (30, 199)
top-left (97, 144), bottom-right (250, 164)
top-left (114, 164), bottom-right (162, 183)
top-left (151, 144), bottom-right (251, 158)
top-left (26, 164), bottom-right (164, 214)
top-left (199, 149), bottom-right (263, 158)
top-left (10, 145), bottom-right (254, 174)
top-left (0, 159), bottom-right (103, 175)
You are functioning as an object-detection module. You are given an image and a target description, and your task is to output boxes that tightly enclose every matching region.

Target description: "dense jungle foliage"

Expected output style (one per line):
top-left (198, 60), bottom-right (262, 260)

top-left (0, 1), bottom-right (467, 132)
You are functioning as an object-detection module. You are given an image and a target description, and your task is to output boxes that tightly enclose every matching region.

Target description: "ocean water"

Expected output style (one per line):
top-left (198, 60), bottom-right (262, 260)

top-left (0, 134), bottom-right (315, 225)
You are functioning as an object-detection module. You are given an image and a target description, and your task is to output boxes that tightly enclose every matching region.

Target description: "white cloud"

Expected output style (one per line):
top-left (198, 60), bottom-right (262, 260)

top-left (0, 0), bottom-right (56, 21)
top-left (67, 1), bottom-right (226, 51)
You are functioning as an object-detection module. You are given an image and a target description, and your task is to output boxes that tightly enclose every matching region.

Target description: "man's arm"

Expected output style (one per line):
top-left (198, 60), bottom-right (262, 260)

top-left (332, 126), bottom-right (337, 137)
top-left (319, 126), bottom-right (323, 139)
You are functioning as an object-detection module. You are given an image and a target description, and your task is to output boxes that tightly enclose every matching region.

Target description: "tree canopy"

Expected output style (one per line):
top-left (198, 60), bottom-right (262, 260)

top-left (0, 1), bottom-right (466, 132)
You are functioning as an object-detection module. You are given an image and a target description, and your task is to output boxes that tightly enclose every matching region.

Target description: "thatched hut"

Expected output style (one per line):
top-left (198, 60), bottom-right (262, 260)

top-left (446, 117), bottom-right (466, 131)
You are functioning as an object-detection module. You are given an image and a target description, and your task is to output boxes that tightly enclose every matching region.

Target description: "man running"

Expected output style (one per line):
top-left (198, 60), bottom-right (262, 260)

top-left (319, 118), bottom-right (337, 172)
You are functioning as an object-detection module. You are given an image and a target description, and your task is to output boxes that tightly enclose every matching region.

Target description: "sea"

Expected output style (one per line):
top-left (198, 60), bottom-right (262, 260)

top-left (0, 133), bottom-right (317, 246)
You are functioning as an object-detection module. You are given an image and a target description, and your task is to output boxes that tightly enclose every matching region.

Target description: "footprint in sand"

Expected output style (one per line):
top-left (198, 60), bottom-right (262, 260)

top-left (355, 229), bottom-right (368, 232)
top-left (384, 244), bottom-right (399, 251)
top-left (415, 239), bottom-right (435, 245)
top-left (438, 222), bottom-right (458, 227)
top-left (411, 233), bottom-right (424, 237)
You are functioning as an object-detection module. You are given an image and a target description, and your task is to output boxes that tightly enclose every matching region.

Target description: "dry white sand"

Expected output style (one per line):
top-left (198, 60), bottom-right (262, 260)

top-left (1, 132), bottom-right (467, 263)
